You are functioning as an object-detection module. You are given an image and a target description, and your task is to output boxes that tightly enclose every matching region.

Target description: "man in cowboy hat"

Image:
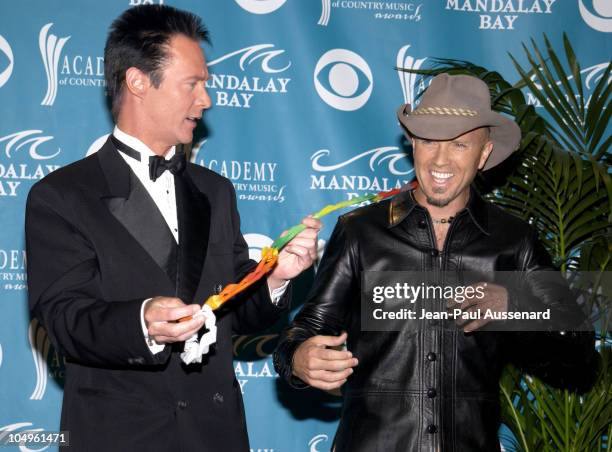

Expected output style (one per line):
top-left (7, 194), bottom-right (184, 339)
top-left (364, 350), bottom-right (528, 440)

top-left (274, 73), bottom-right (597, 451)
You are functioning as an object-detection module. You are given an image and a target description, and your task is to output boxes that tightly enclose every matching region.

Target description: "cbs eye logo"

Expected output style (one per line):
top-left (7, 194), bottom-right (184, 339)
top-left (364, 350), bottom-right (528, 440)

top-left (235, 0), bottom-right (287, 14)
top-left (0, 34), bottom-right (13, 89)
top-left (244, 233), bottom-right (273, 261)
top-left (314, 49), bottom-right (373, 112)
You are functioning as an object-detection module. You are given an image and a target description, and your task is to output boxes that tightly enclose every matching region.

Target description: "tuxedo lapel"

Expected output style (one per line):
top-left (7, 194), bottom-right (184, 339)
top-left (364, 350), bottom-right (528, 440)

top-left (175, 169), bottom-right (210, 303)
top-left (96, 139), bottom-right (177, 288)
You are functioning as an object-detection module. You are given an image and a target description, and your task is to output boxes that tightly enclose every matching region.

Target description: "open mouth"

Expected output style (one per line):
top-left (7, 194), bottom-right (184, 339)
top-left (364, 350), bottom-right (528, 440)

top-left (186, 116), bottom-right (201, 124)
top-left (431, 170), bottom-right (453, 184)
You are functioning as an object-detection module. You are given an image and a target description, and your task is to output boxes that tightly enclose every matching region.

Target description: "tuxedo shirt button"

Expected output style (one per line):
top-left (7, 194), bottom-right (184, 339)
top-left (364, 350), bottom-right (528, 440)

top-left (213, 392), bottom-right (224, 404)
top-left (426, 352), bottom-right (436, 362)
top-left (427, 424), bottom-right (438, 434)
top-left (427, 388), bottom-right (437, 398)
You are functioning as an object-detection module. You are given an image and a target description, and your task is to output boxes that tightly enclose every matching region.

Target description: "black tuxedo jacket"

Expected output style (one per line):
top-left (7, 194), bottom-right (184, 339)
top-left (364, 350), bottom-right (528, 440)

top-left (25, 138), bottom-right (288, 451)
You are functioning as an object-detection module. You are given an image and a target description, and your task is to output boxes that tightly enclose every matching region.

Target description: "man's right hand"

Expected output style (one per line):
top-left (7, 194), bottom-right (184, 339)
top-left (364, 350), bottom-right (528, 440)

top-left (292, 332), bottom-right (358, 390)
top-left (144, 297), bottom-right (205, 344)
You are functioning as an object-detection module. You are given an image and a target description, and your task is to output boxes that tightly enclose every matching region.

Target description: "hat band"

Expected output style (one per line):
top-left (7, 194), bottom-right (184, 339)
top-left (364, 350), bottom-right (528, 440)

top-left (412, 106), bottom-right (478, 117)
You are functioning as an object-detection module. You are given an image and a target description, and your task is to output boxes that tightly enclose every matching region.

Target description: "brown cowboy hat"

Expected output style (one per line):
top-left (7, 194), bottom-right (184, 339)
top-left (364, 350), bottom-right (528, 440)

top-left (397, 73), bottom-right (521, 170)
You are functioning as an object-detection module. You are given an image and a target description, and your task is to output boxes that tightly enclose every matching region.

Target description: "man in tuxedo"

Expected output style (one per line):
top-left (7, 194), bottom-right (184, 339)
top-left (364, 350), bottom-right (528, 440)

top-left (25, 5), bottom-right (320, 451)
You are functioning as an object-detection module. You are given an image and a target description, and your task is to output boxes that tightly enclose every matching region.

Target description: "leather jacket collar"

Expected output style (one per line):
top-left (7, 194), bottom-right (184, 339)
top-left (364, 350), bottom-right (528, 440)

top-left (389, 185), bottom-right (490, 235)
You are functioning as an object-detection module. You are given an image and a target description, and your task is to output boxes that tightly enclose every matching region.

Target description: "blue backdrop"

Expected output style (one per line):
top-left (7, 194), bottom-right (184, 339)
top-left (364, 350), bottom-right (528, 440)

top-left (0, 0), bottom-right (610, 450)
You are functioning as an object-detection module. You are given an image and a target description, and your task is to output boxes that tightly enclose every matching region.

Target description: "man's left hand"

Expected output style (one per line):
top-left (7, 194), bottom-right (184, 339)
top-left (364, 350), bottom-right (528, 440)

top-left (447, 282), bottom-right (508, 332)
top-left (267, 216), bottom-right (322, 290)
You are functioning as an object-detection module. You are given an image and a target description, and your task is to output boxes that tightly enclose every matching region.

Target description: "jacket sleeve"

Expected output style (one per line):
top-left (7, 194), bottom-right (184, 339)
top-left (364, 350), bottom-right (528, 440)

top-left (227, 182), bottom-right (290, 335)
top-left (26, 181), bottom-right (171, 368)
top-left (505, 229), bottom-right (599, 393)
top-left (274, 216), bottom-right (357, 387)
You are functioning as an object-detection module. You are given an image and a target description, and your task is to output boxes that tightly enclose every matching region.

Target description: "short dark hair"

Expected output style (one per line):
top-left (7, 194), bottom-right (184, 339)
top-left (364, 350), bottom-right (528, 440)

top-left (104, 5), bottom-right (209, 119)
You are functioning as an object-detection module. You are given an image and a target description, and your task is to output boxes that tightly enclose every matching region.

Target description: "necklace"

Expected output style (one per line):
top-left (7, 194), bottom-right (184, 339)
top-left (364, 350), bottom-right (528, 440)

top-left (431, 216), bottom-right (454, 224)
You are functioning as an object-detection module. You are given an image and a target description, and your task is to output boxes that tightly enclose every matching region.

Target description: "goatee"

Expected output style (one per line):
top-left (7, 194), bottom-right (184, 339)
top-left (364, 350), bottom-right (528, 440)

top-left (426, 195), bottom-right (452, 207)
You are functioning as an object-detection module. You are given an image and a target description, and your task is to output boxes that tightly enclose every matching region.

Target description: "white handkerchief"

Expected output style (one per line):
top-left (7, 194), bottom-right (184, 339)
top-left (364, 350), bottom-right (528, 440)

top-left (180, 304), bottom-right (217, 364)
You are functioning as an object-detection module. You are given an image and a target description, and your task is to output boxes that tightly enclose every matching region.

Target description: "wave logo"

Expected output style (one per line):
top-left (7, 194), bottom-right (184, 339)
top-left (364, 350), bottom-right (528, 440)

top-left (314, 49), bottom-right (373, 111)
top-left (312, 147), bottom-right (412, 176)
top-left (233, 334), bottom-right (277, 358)
top-left (208, 44), bottom-right (291, 74)
top-left (526, 62), bottom-right (611, 107)
top-left (309, 434), bottom-right (329, 452)
top-left (39, 23), bottom-right (70, 106)
top-left (28, 319), bottom-right (51, 400)
top-left (579, 0), bottom-right (612, 32)
top-left (235, 0), bottom-right (287, 14)
top-left (318, 0), bottom-right (332, 25)
top-left (0, 423), bottom-right (51, 451)
top-left (396, 44), bottom-right (427, 107)
top-left (1, 131), bottom-right (61, 160)
top-left (530, 62), bottom-right (611, 90)
top-left (0, 34), bottom-right (14, 88)
top-left (244, 233), bottom-right (273, 261)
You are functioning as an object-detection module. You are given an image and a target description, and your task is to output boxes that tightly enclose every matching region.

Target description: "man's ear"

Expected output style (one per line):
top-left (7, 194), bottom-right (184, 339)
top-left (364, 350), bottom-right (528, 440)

top-left (478, 141), bottom-right (494, 170)
top-left (124, 67), bottom-right (149, 99)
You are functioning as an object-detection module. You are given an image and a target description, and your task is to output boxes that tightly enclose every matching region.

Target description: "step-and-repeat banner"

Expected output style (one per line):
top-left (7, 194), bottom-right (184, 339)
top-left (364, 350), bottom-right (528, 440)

top-left (0, 1), bottom-right (610, 450)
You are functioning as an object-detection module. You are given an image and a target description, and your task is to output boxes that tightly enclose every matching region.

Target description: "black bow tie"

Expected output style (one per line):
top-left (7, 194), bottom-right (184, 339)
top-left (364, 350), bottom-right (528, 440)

top-left (111, 135), bottom-right (186, 181)
top-left (149, 153), bottom-right (186, 182)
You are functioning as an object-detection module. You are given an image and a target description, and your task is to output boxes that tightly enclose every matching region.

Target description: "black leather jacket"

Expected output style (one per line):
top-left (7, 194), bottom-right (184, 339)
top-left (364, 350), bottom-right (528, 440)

top-left (274, 188), bottom-right (597, 452)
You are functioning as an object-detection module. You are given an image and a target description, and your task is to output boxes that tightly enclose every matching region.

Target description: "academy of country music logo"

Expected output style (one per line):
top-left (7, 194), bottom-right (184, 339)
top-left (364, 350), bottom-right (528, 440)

top-left (193, 140), bottom-right (286, 203)
top-left (234, 0), bottom-right (287, 14)
top-left (205, 44), bottom-right (291, 109)
top-left (0, 249), bottom-right (27, 292)
top-left (444, 0), bottom-right (558, 30)
top-left (309, 147), bottom-right (413, 200)
top-left (319, 0), bottom-right (422, 26)
top-left (579, 0), bottom-right (612, 32)
top-left (309, 434), bottom-right (329, 452)
top-left (0, 130), bottom-right (61, 197)
top-left (313, 49), bottom-right (373, 111)
top-left (39, 23), bottom-right (105, 107)
top-left (526, 62), bottom-right (611, 108)
top-left (396, 44), bottom-right (427, 107)
top-left (0, 34), bottom-right (14, 89)
top-left (28, 319), bottom-right (65, 401)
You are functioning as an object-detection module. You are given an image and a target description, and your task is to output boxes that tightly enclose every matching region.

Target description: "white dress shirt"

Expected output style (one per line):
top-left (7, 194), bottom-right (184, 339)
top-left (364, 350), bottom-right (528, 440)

top-left (111, 127), bottom-right (287, 355)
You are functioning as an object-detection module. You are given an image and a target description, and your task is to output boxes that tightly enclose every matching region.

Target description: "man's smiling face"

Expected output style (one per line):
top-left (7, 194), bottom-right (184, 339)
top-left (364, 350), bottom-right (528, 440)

top-left (412, 127), bottom-right (493, 208)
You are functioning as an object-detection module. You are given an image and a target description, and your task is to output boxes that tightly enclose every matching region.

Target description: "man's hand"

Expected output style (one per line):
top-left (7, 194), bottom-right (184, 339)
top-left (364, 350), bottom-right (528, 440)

top-left (292, 332), bottom-right (358, 390)
top-left (447, 282), bottom-right (508, 332)
top-left (268, 216), bottom-right (322, 290)
top-left (144, 297), bottom-right (205, 344)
